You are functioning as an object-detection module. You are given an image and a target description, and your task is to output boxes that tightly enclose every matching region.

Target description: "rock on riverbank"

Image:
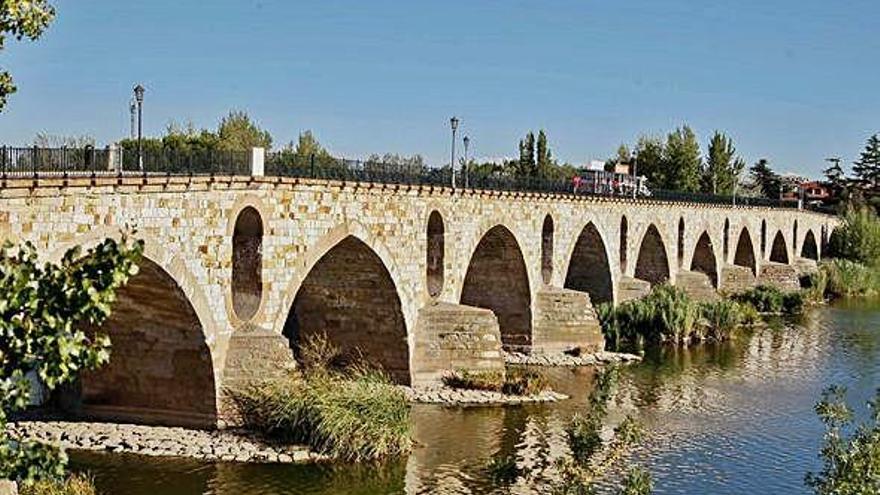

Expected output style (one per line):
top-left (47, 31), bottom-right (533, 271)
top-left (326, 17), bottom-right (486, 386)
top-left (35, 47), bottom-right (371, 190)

top-left (6, 421), bottom-right (325, 464)
top-left (403, 386), bottom-right (568, 405)
top-left (504, 351), bottom-right (642, 367)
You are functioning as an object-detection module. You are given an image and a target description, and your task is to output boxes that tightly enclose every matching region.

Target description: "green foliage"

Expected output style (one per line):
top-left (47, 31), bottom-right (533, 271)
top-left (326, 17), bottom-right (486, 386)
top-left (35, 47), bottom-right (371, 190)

top-left (702, 131), bottom-right (745, 195)
top-left (662, 126), bottom-right (702, 192)
top-left (801, 268), bottom-right (829, 303)
top-left (0, 0), bottom-right (56, 111)
top-left (19, 474), bottom-right (96, 495)
top-left (732, 285), bottom-right (786, 313)
top-left (618, 466), bottom-right (654, 495)
top-left (229, 335), bottom-right (411, 462)
top-left (822, 259), bottom-right (880, 298)
top-left (852, 134), bottom-right (880, 190)
top-left (216, 110), bottom-right (272, 150)
top-left (697, 299), bottom-right (745, 341)
top-left (0, 236), bottom-right (143, 483)
top-left (749, 159), bottom-right (781, 199)
top-left (441, 368), bottom-right (548, 396)
top-left (598, 285), bottom-right (700, 350)
top-left (805, 386), bottom-right (880, 494)
top-left (633, 136), bottom-right (665, 186)
top-left (566, 367), bottom-right (618, 465)
top-left (828, 207), bottom-right (880, 265)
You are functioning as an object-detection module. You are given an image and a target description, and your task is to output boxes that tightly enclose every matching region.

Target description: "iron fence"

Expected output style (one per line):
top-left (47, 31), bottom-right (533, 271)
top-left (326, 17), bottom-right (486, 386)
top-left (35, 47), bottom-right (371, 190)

top-left (1, 145), bottom-right (800, 209)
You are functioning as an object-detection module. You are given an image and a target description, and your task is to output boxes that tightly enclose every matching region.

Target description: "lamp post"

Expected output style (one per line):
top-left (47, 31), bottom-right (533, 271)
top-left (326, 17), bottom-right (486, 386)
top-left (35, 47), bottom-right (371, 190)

top-left (463, 135), bottom-right (470, 189)
top-left (631, 152), bottom-right (638, 200)
top-left (133, 84), bottom-right (145, 171)
top-left (129, 98), bottom-right (137, 139)
top-left (450, 117), bottom-right (459, 189)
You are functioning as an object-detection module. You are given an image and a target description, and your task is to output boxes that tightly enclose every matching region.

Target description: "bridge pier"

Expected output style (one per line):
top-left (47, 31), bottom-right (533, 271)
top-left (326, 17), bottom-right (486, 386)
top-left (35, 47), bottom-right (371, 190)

top-left (532, 287), bottom-right (604, 355)
top-left (676, 270), bottom-right (719, 301)
top-left (618, 276), bottom-right (651, 303)
top-left (757, 262), bottom-right (801, 291)
top-left (720, 264), bottom-right (757, 293)
top-left (411, 303), bottom-right (505, 386)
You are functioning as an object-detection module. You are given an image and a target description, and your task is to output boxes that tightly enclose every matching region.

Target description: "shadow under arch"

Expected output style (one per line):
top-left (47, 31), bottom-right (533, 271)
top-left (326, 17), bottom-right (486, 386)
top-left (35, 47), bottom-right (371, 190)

top-left (79, 255), bottom-right (218, 428)
top-left (564, 222), bottom-right (614, 304)
top-left (635, 224), bottom-right (670, 286)
top-left (801, 229), bottom-right (819, 260)
top-left (734, 227), bottom-right (757, 276)
top-left (770, 230), bottom-right (789, 264)
top-left (691, 231), bottom-right (719, 287)
top-left (281, 235), bottom-right (411, 385)
top-left (460, 225), bottom-right (532, 352)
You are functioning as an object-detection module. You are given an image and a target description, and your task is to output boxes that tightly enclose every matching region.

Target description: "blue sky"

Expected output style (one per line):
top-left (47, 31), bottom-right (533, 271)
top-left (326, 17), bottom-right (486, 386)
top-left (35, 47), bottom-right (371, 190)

top-left (2, 0), bottom-right (878, 177)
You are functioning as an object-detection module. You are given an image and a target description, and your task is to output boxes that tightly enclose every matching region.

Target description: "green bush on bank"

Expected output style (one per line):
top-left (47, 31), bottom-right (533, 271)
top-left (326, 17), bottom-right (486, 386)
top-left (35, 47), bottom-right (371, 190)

top-left (821, 258), bottom-right (880, 298)
top-left (732, 285), bottom-right (804, 315)
top-left (228, 336), bottom-right (412, 462)
top-left (827, 207), bottom-right (880, 265)
top-left (442, 368), bottom-right (549, 396)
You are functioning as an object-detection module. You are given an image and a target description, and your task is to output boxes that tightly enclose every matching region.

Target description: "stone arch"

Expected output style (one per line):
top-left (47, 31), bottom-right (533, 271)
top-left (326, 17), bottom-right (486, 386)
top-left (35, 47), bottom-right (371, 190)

top-left (793, 220), bottom-right (799, 253)
top-left (461, 225), bottom-right (532, 352)
top-left (801, 229), bottom-right (819, 260)
top-left (723, 218), bottom-right (730, 262)
top-left (541, 214), bottom-right (554, 284)
top-left (564, 222), bottom-right (614, 305)
top-left (426, 210), bottom-right (445, 298)
top-left (635, 224), bottom-right (670, 286)
top-left (232, 206), bottom-right (263, 321)
top-left (761, 220), bottom-right (768, 258)
top-left (770, 230), bottom-right (789, 264)
top-left (80, 255), bottom-right (217, 428)
top-left (281, 235), bottom-right (410, 384)
top-left (691, 231), bottom-right (719, 287)
top-left (620, 215), bottom-right (629, 273)
top-left (677, 217), bottom-right (685, 268)
top-left (734, 227), bottom-right (757, 276)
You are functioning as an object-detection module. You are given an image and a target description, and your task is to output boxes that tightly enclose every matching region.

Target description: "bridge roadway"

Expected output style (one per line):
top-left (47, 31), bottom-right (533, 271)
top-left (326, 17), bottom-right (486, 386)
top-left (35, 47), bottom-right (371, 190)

top-left (0, 174), bottom-right (835, 428)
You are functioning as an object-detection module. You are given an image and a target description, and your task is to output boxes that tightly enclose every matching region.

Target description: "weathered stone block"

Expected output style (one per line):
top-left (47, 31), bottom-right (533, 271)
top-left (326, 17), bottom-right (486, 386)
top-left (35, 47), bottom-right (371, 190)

top-left (533, 287), bottom-right (604, 354)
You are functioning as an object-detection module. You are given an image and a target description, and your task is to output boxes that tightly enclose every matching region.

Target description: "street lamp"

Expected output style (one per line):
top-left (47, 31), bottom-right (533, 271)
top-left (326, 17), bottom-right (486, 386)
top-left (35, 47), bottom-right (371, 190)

top-left (450, 116), bottom-right (459, 189)
top-left (631, 151), bottom-right (638, 200)
top-left (463, 135), bottom-right (470, 189)
top-left (133, 84), bottom-right (145, 171)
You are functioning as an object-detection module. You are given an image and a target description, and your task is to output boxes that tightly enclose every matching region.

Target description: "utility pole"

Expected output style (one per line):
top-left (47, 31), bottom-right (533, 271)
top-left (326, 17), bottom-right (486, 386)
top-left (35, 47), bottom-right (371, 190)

top-left (129, 98), bottom-right (137, 139)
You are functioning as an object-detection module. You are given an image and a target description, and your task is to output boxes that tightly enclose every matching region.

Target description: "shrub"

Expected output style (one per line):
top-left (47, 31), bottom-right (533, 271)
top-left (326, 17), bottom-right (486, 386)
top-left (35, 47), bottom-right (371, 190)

top-left (801, 269), bottom-right (828, 303)
top-left (698, 299), bottom-right (744, 340)
top-left (805, 386), bottom-right (880, 494)
top-left (598, 285), bottom-right (700, 350)
top-left (733, 285), bottom-right (785, 313)
top-left (566, 412), bottom-right (604, 465)
top-left (441, 368), bottom-right (549, 396)
top-left (19, 474), bottom-right (96, 495)
top-left (822, 259), bottom-right (880, 298)
top-left (827, 206), bottom-right (880, 265)
top-left (229, 368), bottom-right (412, 462)
top-left (618, 466), bottom-right (654, 495)
top-left (781, 291), bottom-right (805, 314)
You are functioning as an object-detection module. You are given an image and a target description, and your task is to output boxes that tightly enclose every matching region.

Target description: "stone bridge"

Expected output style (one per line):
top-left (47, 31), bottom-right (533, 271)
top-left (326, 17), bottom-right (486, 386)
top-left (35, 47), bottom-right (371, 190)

top-left (0, 175), bottom-right (836, 428)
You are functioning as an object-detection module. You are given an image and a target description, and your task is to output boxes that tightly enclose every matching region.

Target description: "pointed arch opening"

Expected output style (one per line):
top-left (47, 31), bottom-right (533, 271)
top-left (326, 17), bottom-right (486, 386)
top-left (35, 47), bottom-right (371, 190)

top-left (541, 215), bottom-right (554, 284)
top-left (793, 220), bottom-right (799, 254)
top-left (282, 236), bottom-right (410, 384)
top-left (620, 216), bottom-right (629, 273)
top-left (677, 218), bottom-right (685, 268)
top-left (770, 231), bottom-right (789, 264)
top-left (734, 227), bottom-right (757, 276)
top-left (723, 219), bottom-right (730, 262)
top-left (635, 224), bottom-right (670, 286)
top-left (80, 257), bottom-right (217, 428)
top-left (232, 206), bottom-right (263, 321)
top-left (691, 231), bottom-right (719, 287)
top-left (461, 225), bottom-right (532, 352)
top-left (761, 220), bottom-right (767, 258)
top-left (565, 222), bottom-right (613, 305)
top-left (801, 230), bottom-right (819, 260)
top-left (426, 211), bottom-right (445, 298)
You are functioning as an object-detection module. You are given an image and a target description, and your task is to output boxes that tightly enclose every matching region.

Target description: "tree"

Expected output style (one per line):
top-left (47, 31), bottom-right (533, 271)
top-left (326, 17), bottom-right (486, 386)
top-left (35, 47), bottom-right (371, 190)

top-left (750, 158), bottom-right (781, 199)
top-left (853, 134), bottom-right (880, 190)
top-left (662, 126), bottom-right (702, 192)
top-left (216, 111), bottom-right (272, 150)
top-left (702, 131), bottom-right (745, 195)
top-left (536, 130), bottom-right (553, 178)
top-left (32, 133), bottom-right (95, 148)
top-left (0, 236), bottom-right (143, 484)
top-left (517, 131), bottom-right (536, 178)
top-left (616, 144), bottom-right (632, 164)
top-left (633, 136), bottom-right (664, 185)
top-left (0, 1), bottom-right (55, 111)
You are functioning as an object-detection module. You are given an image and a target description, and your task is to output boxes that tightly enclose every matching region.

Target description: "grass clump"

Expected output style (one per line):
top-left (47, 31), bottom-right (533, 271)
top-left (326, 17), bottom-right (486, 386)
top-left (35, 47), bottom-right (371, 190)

top-left (441, 368), bottom-right (549, 396)
top-left (598, 285), bottom-right (699, 350)
top-left (229, 335), bottom-right (412, 462)
top-left (698, 299), bottom-right (745, 341)
top-left (822, 258), bottom-right (880, 298)
top-left (19, 474), bottom-right (96, 495)
top-left (619, 466), bottom-right (654, 495)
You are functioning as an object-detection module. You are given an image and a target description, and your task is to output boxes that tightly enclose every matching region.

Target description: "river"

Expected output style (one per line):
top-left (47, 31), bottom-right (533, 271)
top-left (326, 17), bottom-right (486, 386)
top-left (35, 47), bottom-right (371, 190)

top-left (70, 299), bottom-right (880, 494)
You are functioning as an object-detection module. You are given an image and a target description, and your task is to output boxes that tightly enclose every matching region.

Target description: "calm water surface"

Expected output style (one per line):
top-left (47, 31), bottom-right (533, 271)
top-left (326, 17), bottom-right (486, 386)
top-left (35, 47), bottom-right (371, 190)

top-left (71, 300), bottom-right (880, 494)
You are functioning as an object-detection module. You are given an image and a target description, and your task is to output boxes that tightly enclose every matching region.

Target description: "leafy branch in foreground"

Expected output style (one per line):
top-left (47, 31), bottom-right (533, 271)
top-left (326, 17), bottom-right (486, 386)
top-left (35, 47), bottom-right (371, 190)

top-left (805, 386), bottom-right (880, 495)
top-left (0, 235), bottom-right (143, 484)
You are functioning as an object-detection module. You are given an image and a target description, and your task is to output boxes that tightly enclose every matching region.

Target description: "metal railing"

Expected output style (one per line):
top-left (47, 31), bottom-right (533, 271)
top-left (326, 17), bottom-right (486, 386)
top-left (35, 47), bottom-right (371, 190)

top-left (1, 145), bottom-right (800, 209)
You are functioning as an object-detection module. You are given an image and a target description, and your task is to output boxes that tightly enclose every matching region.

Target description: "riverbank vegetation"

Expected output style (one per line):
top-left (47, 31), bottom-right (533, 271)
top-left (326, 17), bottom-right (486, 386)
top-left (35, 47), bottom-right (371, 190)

top-left (0, 237), bottom-right (142, 490)
top-left (441, 368), bottom-right (549, 396)
top-left (18, 474), bottom-right (96, 495)
top-left (820, 206), bottom-right (880, 298)
top-left (805, 386), bottom-right (880, 494)
top-left (229, 336), bottom-right (412, 462)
